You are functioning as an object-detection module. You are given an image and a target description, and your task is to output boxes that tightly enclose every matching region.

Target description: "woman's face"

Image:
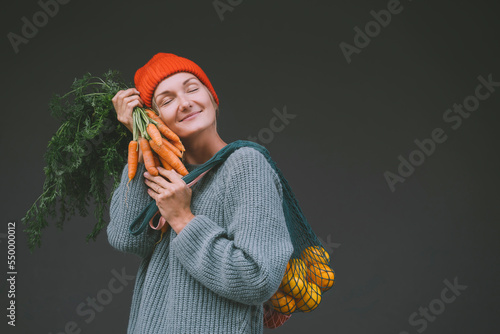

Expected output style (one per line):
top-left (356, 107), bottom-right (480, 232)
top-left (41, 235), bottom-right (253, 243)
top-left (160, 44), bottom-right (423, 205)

top-left (153, 72), bottom-right (217, 139)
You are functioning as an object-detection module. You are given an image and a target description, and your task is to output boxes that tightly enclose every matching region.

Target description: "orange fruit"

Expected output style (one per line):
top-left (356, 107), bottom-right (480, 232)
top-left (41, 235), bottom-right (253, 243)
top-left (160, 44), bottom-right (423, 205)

top-left (301, 246), bottom-right (330, 267)
top-left (285, 258), bottom-right (307, 280)
top-left (270, 290), bottom-right (296, 315)
top-left (306, 263), bottom-right (335, 291)
top-left (295, 282), bottom-right (322, 312)
top-left (281, 272), bottom-right (308, 299)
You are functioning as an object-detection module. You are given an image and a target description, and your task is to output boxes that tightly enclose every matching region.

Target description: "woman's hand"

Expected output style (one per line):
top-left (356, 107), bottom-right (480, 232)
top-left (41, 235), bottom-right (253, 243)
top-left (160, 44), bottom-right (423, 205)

top-left (112, 88), bottom-right (145, 163)
top-left (144, 167), bottom-right (195, 234)
top-left (112, 88), bottom-right (144, 133)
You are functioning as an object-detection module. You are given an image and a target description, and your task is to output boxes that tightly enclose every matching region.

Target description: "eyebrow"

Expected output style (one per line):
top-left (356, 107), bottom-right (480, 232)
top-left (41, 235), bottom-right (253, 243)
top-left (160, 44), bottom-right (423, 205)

top-left (155, 77), bottom-right (199, 101)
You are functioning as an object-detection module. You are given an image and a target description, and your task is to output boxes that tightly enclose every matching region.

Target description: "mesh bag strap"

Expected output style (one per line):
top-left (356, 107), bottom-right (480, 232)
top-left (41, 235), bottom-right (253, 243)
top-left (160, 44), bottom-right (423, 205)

top-left (128, 139), bottom-right (321, 256)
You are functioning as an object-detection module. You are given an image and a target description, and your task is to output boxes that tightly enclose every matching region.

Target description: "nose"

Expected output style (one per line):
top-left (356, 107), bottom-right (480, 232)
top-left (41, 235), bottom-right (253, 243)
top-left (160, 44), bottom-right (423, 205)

top-left (177, 94), bottom-right (192, 112)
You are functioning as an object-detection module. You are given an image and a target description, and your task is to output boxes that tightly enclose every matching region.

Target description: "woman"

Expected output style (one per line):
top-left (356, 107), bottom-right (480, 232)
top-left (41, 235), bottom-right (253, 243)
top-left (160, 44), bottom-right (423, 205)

top-left (107, 53), bottom-right (294, 333)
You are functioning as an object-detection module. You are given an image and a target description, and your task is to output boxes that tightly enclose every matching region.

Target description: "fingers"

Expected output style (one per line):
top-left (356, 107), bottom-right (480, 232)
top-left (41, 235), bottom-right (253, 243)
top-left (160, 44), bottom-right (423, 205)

top-left (144, 168), bottom-right (181, 183)
top-left (144, 179), bottom-right (162, 194)
top-left (117, 92), bottom-right (142, 110)
top-left (126, 98), bottom-right (143, 111)
top-left (112, 88), bottom-right (143, 133)
top-left (143, 167), bottom-right (184, 196)
top-left (123, 95), bottom-right (143, 106)
top-left (144, 171), bottom-right (171, 189)
top-left (113, 88), bottom-right (141, 101)
top-left (112, 89), bottom-right (139, 109)
top-left (146, 187), bottom-right (158, 200)
top-left (158, 167), bottom-right (184, 184)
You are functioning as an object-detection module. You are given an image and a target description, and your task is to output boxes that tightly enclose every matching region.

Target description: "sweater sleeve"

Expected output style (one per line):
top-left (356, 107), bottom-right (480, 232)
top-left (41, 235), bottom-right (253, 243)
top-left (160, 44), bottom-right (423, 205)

top-left (170, 148), bottom-right (294, 305)
top-left (107, 162), bottom-right (161, 258)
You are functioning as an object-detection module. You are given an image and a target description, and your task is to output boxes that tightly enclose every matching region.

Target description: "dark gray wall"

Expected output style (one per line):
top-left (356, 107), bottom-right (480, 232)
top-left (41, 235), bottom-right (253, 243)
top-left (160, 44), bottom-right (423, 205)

top-left (2, 0), bottom-right (499, 333)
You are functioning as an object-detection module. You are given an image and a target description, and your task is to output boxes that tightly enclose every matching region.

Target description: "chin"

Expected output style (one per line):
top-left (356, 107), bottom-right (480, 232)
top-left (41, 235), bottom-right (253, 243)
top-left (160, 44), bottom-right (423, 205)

top-left (177, 124), bottom-right (208, 138)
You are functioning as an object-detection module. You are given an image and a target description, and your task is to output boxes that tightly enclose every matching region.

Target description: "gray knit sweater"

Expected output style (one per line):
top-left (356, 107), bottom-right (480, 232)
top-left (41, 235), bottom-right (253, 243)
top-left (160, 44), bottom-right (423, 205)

top-left (107, 147), bottom-right (294, 334)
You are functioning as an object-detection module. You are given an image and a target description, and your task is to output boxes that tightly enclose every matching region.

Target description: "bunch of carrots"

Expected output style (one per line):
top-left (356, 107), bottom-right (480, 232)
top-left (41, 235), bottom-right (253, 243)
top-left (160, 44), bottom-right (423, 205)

top-left (128, 108), bottom-right (189, 183)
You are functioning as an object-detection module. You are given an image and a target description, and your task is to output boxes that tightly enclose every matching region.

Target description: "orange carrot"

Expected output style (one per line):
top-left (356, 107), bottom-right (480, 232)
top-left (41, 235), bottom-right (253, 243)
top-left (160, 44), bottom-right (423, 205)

top-left (156, 121), bottom-right (181, 143)
top-left (171, 139), bottom-right (185, 153)
top-left (159, 156), bottom-right (173, 170)
top-left (139, 138), bottom-right (158, 176)
top-left (145, 108), bottom-right (158, 118)
top-left (162, 138), bottom-right (182, 158)
top-left (153, 153), bottom-right (160, 168)
top-left (128, 140), bottom-right (138, 183)
top-left (147, 124), bottom-right (163, 147)
top-left (145, 109), bottom-right (182, 143)
top-left (149, 139), bottom-right (189, 176)
top-left (145, 108), bottom-right (163, 121)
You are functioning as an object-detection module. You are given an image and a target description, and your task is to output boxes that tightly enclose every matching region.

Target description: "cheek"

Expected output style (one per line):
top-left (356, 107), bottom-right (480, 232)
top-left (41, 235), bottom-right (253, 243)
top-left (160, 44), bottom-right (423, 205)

top-left (201, 95), bottom-right (215, 110)
top-left (158, 110), bottom-right (176, 125)
top-left (196, 89), bottom-right (214, 106)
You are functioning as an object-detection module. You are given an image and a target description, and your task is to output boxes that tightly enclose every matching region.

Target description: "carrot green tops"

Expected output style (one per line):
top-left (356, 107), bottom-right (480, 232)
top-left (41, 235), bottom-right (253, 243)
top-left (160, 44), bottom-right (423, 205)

top-left (107, 147), bottom-right (294, 333)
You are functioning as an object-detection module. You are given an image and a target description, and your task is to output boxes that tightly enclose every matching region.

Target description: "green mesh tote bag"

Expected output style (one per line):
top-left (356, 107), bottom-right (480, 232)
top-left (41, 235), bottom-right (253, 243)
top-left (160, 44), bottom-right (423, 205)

top-left (128, 140), bottom-right (336, 329)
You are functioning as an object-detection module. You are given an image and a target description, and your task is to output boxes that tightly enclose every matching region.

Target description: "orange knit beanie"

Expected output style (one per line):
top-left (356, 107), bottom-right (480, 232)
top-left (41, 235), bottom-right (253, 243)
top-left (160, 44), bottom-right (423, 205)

top-left (134, 53), bottom-right (219, 108)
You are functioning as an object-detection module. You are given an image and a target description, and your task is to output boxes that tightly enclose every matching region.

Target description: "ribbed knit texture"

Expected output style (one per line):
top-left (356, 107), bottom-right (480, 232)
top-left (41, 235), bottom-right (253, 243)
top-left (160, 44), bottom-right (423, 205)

top-left (107, 147), bottom-right (294, 334)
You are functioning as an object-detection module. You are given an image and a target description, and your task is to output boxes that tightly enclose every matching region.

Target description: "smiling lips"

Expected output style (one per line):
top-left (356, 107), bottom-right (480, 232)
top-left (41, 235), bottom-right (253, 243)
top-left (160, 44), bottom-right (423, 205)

top-left (181, 111), bottom-right (201, 122)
